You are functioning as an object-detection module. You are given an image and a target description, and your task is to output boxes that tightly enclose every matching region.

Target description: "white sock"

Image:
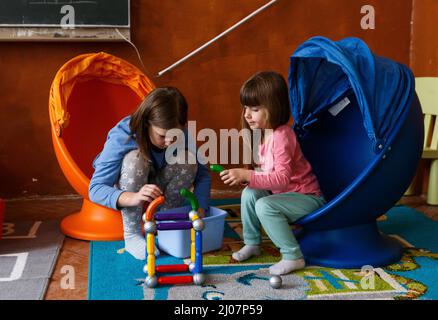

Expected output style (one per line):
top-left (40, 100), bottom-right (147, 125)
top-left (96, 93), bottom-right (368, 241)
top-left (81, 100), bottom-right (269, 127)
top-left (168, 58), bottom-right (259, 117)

top-left (124, 233), bottom-right (146, 260)
top-left (124, 233), bottom-right (160, 260)
top-left (232, 245), bottom-right (261, 261)
top-left (269, 258), bottom-right (305, 275)
top-left (154, 243), bottom-right (160, 256)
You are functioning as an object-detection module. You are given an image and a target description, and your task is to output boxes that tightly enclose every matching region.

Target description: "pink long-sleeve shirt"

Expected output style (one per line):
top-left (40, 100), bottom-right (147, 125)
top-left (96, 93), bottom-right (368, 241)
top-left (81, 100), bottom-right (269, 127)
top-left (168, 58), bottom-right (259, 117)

top-left (248, 125), bottom-right (322, 196)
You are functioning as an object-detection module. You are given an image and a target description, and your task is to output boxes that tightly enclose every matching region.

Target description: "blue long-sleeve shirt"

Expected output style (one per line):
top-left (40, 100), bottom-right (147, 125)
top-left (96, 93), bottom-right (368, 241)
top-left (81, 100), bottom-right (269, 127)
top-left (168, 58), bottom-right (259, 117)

top-left (88, 116), bottom-right (211, 211)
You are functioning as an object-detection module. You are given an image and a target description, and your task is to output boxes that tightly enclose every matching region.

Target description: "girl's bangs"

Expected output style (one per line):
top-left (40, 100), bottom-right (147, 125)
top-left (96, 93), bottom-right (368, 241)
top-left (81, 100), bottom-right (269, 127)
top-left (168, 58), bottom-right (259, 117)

top-left (240, 84), bottom-right (261, 107)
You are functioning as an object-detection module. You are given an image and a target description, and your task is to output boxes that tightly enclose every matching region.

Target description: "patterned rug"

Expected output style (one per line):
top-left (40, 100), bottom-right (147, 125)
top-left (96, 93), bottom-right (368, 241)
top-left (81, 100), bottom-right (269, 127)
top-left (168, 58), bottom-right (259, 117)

top-left (0, 220), bottom-right (65, 300)
top-left (89, 201), bottom-right (438, 300)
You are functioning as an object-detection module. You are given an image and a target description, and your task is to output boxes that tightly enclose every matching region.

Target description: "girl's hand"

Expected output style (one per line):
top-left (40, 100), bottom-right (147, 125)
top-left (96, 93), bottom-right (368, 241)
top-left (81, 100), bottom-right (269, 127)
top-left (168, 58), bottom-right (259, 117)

top-left (118, 184), bottom-right (163, 208)
top-left (136, 184), bottom-right (163, 203)
top-left (220, 169), bottom-right (251, 186)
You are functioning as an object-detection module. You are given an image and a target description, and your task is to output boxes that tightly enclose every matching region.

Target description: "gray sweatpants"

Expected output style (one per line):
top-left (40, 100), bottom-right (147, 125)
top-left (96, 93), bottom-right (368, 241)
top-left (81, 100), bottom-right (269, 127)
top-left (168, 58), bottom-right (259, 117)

top-left (117, 149), bottom-right (197, 236)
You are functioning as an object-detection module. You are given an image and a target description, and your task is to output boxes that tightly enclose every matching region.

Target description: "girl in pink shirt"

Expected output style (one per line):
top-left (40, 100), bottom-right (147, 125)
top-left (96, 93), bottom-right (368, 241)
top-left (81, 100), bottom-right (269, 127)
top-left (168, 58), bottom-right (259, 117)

top-left (220, 71), bottom-right (326, 275)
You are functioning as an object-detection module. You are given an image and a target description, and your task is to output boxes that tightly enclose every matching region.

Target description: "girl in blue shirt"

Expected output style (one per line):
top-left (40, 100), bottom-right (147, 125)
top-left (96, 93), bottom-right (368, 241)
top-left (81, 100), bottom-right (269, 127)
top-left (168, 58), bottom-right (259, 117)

top-left (89, 87), bottom-right (211, 260)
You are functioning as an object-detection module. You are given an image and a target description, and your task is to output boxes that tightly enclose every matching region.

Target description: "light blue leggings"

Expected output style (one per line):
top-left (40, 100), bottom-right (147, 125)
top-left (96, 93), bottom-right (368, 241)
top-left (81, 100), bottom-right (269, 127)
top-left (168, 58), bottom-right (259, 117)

top-left (241, 187), bottom-right (326, 260)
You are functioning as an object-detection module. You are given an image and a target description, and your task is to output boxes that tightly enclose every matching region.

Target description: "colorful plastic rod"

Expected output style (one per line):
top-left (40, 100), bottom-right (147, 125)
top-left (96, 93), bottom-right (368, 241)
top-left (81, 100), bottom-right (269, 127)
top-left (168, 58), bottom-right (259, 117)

top-left (158, 275), bottom-right (193, 285)
top-left (156, 264), bottom-right (189, 273)
top-left (157, 221), bottom-right (193, 231)
top-left (155, 213), bottom-right (190, 221)
top-left (180, 188), bottom-right (199, 211)
top-left (210, 164), bottom-right (225, 173)
top-left (146, 196), bottom-right (165, 221)
top-left (195, 231), bottom-right (203, 273)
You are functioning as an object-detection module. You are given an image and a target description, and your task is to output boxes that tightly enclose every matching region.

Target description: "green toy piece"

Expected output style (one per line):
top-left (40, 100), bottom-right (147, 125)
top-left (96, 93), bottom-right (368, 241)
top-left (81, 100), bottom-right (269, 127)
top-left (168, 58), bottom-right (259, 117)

top-left (210, 164), bottom-right (225, 173)
top-left (180, 188), bottom-right (199, 211)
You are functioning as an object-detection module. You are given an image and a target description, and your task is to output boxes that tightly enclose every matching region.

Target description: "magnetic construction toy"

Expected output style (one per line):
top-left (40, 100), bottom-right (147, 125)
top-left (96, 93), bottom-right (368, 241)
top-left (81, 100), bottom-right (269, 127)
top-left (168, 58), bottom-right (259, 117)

top-left (210, 164), bottom-right (225, 173)
top-left (142, 188), bottom-right (206, 288)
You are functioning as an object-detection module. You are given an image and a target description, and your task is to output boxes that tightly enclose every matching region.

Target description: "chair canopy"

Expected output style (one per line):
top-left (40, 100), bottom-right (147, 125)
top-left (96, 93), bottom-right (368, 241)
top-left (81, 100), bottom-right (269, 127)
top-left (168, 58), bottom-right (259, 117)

top-left (289, 36), bottom-right (415, 152)
top-left (49, 52), bottom-right (155, 180)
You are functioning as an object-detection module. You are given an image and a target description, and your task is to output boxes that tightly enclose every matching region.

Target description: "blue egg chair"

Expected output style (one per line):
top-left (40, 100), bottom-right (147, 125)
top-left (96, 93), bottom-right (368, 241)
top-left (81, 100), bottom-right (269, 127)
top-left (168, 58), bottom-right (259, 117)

top-left (289, 37), bottom-right (424, 268)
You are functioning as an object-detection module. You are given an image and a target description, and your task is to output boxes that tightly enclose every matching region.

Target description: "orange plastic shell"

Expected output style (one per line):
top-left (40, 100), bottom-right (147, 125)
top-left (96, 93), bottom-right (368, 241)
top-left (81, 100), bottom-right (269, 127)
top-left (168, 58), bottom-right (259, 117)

top-left (49, 52), bottom-right (155, 240)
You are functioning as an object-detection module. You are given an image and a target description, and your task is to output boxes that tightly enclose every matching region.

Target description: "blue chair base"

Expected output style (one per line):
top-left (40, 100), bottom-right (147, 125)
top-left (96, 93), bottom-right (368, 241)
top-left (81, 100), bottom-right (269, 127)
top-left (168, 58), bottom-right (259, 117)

top-left (297, 222), bottom-right (403, 269)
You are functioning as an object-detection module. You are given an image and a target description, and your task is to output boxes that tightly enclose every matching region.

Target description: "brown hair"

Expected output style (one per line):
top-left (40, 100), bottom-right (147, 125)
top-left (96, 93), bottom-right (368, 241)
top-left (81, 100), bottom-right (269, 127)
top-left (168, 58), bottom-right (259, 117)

top-left (239, 71), bottom-right (291, 168)
top-left (130, 87), bottom-right (188, 160)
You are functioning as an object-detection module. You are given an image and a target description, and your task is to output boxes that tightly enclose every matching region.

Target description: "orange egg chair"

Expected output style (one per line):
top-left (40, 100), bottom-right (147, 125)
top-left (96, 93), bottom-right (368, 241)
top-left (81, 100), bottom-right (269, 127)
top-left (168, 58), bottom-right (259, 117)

top-left (49, 52), bottom-right (155, 240)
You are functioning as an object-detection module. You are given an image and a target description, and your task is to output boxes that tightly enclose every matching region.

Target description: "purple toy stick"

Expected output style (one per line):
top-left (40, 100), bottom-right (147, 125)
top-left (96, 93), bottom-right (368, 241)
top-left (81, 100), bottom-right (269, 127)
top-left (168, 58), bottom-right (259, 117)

top-left (155, 213), bottom-right (190, 221)
top-left (157, 221), bottom-right (192, 231)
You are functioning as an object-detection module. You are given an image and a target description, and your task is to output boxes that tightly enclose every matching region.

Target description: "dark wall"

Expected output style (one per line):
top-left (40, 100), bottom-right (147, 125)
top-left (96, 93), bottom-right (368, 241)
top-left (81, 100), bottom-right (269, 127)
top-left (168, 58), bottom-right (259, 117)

top-left (0, 0), bottom-right (422, 198)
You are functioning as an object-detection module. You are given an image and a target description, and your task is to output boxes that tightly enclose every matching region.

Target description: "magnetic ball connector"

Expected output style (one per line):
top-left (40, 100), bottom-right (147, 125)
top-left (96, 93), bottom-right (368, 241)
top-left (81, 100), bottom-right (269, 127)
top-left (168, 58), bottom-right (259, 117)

top-left (193, 273), bottom-right (206, 285)
top-left (145, 276), bottom-right (158, 288)
top-left (269, 275), bottom-right (282, 289)
top-left (189, 262), bottom-right (196, 273)
top-left (192, 219), bottom-right (205, 231)
top-left (142, 213), bottom-right (146, 223)
top-left (189, 210), bottom-right (198, 220)
top-left (144, 221), bottom-right (156, 234)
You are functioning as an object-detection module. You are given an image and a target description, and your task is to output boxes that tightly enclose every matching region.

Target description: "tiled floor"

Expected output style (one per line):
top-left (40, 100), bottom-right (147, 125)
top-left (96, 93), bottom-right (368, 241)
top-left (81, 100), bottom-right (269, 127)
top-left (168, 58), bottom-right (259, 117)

top-left (3, 192), bottom-right (438, 300)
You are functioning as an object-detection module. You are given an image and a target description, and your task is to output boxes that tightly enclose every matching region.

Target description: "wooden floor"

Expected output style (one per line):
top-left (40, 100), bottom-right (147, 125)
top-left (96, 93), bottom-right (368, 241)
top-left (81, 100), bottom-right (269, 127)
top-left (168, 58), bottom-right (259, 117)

top-left (3, 192), bottom-right (438, 300)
